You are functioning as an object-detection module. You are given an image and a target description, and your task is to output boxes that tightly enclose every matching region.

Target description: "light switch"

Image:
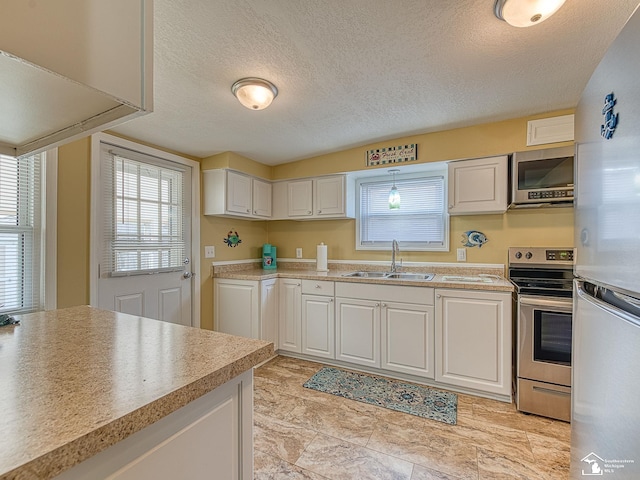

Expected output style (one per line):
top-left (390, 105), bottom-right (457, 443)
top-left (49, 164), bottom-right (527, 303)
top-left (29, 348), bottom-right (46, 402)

top-left (457, 248), bottom-right (466, 262)
top-left (296, 248), bottom-right (303, 259)
top-left (205, 246), bottom-right (215, 258)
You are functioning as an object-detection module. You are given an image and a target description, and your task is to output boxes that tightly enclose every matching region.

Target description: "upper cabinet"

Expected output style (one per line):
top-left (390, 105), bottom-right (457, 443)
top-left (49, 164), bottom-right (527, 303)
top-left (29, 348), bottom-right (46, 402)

top-left (0, 0), bottom-right (153, 157)
top-left (272, 175), bottom-right (354, 220)
top-left (447, 155), bottom-right (509, 215)
top-left (527, 114), bottom-right (574, 147)
top-left (203, 169), bottom-right (272, 220)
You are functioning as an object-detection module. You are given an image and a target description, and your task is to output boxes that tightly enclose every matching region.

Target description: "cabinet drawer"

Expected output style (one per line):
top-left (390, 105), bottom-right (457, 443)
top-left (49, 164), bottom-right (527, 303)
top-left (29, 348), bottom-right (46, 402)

top-left (302, 279), bottom-right (335, 296)
top-left (335, 282), bottom-right (434, 305)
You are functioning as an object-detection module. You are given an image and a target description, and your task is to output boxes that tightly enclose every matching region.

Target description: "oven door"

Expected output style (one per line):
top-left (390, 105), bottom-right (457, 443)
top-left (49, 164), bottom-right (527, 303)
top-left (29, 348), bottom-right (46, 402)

top-left (518, 295), bottom-right (572, 386)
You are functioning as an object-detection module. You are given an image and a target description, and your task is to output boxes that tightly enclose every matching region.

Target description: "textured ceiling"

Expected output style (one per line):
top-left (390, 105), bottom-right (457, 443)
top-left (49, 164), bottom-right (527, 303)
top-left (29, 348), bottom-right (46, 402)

top-left (111, 0), bottom-right (640, 165)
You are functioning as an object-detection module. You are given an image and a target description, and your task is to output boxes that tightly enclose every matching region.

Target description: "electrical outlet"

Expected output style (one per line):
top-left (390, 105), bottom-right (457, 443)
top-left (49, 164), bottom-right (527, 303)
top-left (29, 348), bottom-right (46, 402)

top-left (457, 248), bottom-right (466, 262)
top-left (296, 248), bottom-right (303, 258)
top-left (205, 246), bottom-right (215, 258)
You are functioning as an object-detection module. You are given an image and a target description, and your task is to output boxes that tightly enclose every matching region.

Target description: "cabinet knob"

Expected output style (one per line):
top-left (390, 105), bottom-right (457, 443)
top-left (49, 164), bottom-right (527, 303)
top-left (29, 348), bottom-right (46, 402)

top-left (318, 210), bottom-right (322, 214)
top-left (448, 205), bottom-right (453, 209)
top-left (382, 303), bottom-right (387, 307)
top-left (315, 284), bottom-right (321, 288)
top-left (246, 208), bottom-right (250, 213)
top-left (297, 283), bottom-right (301, 286)
top-left (375, 303), bottom-right (380, 307)
top-left (308, 210), bottom-right (312, 214)
top-left (436, 294), bottom-right (441, 298)
top-left (329, 298), bottom-right (333, 303)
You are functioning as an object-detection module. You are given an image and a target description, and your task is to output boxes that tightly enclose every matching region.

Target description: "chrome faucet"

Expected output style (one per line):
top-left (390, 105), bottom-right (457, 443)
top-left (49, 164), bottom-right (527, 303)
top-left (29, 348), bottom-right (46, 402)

top-left (391, 239), bottom-right (401, 273)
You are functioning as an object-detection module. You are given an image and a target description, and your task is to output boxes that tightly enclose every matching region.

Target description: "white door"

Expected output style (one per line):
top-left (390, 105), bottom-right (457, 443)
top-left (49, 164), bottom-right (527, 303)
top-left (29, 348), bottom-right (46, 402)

top-left (94, 140), bottom-right (194, 326)
top-left (301, 294), bottom-right (335, 359)
top-left (278, 279), bottom-right (302, 352)
top-left (335, 297), bottom-right (380, 368)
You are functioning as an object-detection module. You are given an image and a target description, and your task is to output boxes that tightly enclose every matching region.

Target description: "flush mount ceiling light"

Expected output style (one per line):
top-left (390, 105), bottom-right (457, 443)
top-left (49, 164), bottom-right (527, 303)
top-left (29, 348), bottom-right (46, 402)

top-left (494, 0), bottom-right (566, 27)
top-left (388, 169), bottom-right (401, 209)
top-left (231, 77), bottom-right (278, 110)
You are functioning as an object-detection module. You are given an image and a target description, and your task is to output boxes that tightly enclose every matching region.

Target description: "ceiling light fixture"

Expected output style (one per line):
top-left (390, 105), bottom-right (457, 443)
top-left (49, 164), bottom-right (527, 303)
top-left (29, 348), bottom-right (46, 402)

top-left (388, 169), bottom-right (401, 210)
top-left (494, 0), bottom-right (566, 28)
top-left (231, 77), bottom-right (278, 110)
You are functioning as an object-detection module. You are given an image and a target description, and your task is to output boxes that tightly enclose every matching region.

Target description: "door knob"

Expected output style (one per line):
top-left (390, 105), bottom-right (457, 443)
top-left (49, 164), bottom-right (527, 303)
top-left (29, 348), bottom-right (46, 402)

top-left (183, 271), bottom-right (195, 279)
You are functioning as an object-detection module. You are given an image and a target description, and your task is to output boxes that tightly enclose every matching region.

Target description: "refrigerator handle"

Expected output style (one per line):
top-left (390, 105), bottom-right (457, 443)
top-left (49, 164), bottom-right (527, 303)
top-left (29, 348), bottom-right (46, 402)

top-left (576, 280), bottom-right (640, 328)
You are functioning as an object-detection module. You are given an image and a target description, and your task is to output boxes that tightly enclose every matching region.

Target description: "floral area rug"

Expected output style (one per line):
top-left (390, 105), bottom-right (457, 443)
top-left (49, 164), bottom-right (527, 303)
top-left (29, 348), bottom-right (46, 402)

top-left (303, 366), bottom-right (457, 425)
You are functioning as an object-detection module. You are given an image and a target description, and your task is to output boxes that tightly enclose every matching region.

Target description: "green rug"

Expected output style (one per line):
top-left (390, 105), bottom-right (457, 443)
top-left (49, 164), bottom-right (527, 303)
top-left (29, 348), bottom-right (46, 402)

top-left (303, 367), bottom-right (457, 425)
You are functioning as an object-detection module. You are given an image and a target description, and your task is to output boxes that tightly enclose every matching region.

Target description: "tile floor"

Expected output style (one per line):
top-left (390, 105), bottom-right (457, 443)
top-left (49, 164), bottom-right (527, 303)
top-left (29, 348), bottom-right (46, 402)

top-left (253, 356), bottom-right (570, 480)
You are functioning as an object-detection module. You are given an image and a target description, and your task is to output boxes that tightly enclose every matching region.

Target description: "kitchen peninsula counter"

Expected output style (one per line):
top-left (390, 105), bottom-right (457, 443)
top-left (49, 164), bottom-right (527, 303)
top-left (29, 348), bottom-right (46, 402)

top-left (0, 305), bottom-right (273, 479)
top-left (213, 262), bottom-right (514, 292)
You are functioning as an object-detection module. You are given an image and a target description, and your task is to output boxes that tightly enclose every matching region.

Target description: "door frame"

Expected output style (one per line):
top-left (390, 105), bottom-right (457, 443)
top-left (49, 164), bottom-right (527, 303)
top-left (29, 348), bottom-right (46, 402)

top-left (89, 132), bottom-right (201, 328)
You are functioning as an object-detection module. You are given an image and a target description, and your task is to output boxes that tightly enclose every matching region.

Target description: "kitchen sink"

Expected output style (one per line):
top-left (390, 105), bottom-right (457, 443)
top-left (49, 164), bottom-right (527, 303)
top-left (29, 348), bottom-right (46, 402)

top-left (385, 273), bottom-right (435, 281)
top-left (341, 271), bottom-right (434, 281)
top-left (341, 271), bottom-right (390, 278)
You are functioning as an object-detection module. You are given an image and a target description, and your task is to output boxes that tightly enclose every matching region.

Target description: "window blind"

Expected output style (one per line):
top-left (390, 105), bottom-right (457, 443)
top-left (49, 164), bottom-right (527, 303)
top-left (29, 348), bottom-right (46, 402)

top-left (101, 145), bottom-right (186, 276)
top-left (359, 175), bottom-right (447, 250)
top-left (0, 153), bottom-right (43, 314)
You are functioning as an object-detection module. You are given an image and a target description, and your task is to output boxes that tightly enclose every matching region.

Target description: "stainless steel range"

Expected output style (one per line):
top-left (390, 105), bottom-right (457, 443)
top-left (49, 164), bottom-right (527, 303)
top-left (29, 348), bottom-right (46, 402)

top-left (508, 247), bottom-right (574, 422)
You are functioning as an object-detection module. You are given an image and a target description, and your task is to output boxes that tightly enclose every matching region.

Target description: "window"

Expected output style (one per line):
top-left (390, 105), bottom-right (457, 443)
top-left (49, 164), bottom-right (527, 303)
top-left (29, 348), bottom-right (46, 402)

top-left (356, 171), bottom-right (449, 251)
top-left (0, 153), bottom-right (43, 314)
top-left (101, 144), bottom-right (187, 276)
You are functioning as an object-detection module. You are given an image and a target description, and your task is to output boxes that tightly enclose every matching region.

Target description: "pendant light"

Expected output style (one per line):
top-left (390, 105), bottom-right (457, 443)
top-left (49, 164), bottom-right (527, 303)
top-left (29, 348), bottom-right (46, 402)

top-left (494, 0), bottom-right (566, 28)
top-left (231, 77), bottom-right (278, 110)
top-left (388, 169), bottom-right (401, 209)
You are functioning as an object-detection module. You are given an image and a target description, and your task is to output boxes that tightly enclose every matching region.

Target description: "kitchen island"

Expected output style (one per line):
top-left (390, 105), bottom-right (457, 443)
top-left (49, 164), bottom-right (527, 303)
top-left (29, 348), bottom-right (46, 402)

top-left (0, 305), bottom-right (273, 480)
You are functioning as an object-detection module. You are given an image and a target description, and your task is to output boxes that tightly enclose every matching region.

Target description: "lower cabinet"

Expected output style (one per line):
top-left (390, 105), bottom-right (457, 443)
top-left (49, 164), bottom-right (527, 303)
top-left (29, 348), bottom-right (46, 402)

top-left (301, 280), bottom-right (335, 359)
top-left (381, 301), bottom-right (435, 379)
top-left (335, 297), bottom-right (380, 368)
top-left (435, 289), bottom-right (512, 396)
top-left (278, 278), bottom-right (302, 353)
top-left (214, 278), bottom-right (278, 348)
top-left (335, 282), bottom-right (435, 372)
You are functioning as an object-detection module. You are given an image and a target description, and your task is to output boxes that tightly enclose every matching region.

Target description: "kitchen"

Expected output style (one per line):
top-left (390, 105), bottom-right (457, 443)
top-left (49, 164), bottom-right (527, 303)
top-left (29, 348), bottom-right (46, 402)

top-left (1, 1), bottom-right (640, 479)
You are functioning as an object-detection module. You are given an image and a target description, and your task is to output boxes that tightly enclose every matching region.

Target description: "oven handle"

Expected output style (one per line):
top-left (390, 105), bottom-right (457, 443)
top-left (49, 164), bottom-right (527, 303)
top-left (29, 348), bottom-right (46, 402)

top-left (518, 295), bottom-right (573, 311)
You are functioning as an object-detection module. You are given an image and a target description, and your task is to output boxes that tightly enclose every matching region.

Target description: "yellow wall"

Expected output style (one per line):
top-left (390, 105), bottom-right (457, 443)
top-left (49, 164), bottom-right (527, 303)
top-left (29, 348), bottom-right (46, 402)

top-left (268, 108), bottom-right (576, 266)
top-left (57, 137), bottom-right (92, 307)
top-left (55, 109), bottom-right (575, 329)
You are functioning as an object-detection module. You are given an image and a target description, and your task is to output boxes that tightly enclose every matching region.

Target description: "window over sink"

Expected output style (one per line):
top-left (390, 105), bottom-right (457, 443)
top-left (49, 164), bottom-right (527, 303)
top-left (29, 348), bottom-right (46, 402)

top-left (356, 169), bottom-right (449, 251)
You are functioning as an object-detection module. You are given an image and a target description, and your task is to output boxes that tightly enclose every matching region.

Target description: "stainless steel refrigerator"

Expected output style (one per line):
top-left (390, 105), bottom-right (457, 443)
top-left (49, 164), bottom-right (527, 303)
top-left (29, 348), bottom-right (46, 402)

top-left (571, 4), bottom-right (640, 479)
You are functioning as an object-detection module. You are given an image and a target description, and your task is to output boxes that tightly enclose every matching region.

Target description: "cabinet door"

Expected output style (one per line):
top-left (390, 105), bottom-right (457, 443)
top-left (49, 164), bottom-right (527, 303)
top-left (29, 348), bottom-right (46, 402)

top-left (226, 171), bottom-right (252, 216)
top-left (260, 278), bottom-right (278, 349)
top-left (287, 180), bottom-right (313, 217)
top-left (335, 297), bottom-right (380, 368)
top-left (381, 302), bottom-right (435, 379)
top-left (448, 155), bottom-right (508, 215)
top-left (278, 279), bottom-right (302, 352)
top-left (214, 279), bottom-right (259, 339)
top-left (314, 176), bottom-right (344, 216)
top-left (435, 289), bottom-right (512, 397)
top-left (301, 294), bottom-right (335, 359)
top-left (252, 178), bottom-right (272, 218)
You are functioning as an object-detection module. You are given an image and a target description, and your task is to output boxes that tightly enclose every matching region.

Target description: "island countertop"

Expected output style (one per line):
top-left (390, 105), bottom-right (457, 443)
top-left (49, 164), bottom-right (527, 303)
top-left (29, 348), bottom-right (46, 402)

top-left (0, 306), bottom-right (273, 480)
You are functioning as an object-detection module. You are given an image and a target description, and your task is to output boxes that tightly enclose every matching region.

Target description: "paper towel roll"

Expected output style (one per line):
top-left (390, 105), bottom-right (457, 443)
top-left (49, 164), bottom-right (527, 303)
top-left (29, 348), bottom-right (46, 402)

top-left (316, 243), bottom-right (328, 272)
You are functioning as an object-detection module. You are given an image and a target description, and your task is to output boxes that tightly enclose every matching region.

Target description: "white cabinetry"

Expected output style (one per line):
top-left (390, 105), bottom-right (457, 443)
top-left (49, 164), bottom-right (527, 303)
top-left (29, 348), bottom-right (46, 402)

top-left (214, 278), bottom-right (277, 347)
top-left (301, 280), bottom-right (335, 359)
top-left (272, 175), bottom-right (354, 220)
top-left (382, 301), bottom-right (435, 379)
top-left (56, 370), bottom-right (254, 480)
top-left (435, 289), bottom-right (512, 397)
top-left (278, 278), bottom-right (302, 353)
top-left (447, 155), bottom-right (509, 215)
top-left (203, 169), bottom-right (271, 219)
top-left (527, 114), bottom-right (574, 146)
top-left (335, 282), bottom-right (434, 374)
top-left (0, 0), bottom-right (153, 157)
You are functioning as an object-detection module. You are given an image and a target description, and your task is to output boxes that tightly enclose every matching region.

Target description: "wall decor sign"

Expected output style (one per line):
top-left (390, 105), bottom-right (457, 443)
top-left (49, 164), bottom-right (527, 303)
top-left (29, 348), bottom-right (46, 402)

top-left (461, 230), bottom-right (488, 248)
top-left (601, 92), bottom-right (618, 140)
top-left (366, 144), bottom-right (417, 167)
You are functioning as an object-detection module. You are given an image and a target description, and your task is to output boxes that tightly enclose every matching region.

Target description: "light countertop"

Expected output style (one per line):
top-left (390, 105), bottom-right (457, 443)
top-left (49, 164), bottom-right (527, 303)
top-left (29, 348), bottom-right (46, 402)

top-left (0, 306), bottom-right (273, 480)
top-left (213, 264), bottom-right (514, 292)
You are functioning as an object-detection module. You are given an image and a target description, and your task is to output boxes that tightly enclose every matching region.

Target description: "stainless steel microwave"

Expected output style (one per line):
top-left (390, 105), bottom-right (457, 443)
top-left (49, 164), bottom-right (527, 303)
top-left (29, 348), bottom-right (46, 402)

top-left (511, 145), bottom-right (575, 207)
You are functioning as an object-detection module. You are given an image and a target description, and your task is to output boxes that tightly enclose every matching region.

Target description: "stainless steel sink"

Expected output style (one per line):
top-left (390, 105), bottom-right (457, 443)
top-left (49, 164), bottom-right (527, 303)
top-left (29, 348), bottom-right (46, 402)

top-left (385, 273), bottom-right (435, 281)
top-left (341, 271), bottom-right (390, 278)
top-left (440, 275), bottom-right (494, 283)
top-left (341, 271), bottom-right (434, 281)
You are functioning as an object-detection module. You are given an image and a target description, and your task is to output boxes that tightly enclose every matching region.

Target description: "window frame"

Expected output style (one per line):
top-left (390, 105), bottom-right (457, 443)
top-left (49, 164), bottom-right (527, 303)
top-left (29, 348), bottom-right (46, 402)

top-left (355, 169), bottom-right (449, 252)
